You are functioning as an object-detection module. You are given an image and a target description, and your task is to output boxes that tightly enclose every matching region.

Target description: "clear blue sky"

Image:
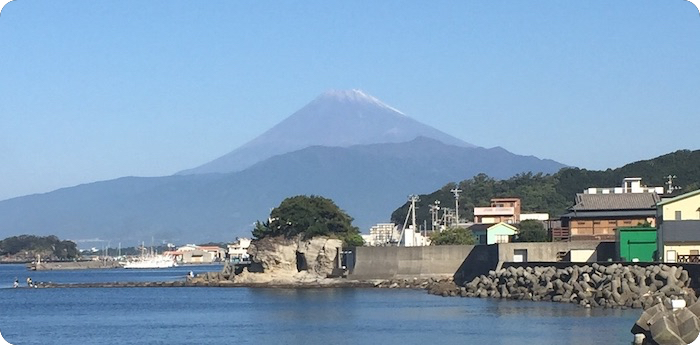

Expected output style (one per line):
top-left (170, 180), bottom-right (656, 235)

top-left (1, 0), bottom-right (699, 201)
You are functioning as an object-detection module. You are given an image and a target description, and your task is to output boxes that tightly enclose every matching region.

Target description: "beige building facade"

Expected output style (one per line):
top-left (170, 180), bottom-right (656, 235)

top-left (657, 189), bottom-right (700, 263)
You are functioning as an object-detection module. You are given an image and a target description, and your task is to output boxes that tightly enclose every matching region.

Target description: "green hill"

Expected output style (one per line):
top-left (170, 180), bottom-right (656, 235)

top-left (390, 149), bottom-right (700, 226)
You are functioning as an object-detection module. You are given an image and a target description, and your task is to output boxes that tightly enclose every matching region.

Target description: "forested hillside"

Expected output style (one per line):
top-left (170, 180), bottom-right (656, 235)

top-left (0, 235), bottom-right (79, 261)
top-left (391, 149), bottom-right (700, 226)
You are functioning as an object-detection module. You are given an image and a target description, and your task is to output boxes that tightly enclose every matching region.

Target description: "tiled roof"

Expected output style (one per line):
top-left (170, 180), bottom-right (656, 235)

top-left (560, 210), bottom-right (657, 218)
top-left (468, 223), bottom-right (493, 232)
top-left (571, 193), bottom-right (660, 211)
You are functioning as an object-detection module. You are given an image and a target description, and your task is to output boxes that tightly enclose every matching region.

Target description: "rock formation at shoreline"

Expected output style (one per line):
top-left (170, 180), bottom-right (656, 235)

top-left (232, 236), bottom-right (343, 285)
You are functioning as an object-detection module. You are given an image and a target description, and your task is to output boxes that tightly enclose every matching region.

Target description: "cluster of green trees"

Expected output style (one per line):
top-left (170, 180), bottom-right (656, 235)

top-left (252, 195), bottom-right (364, 247)
top-left (0, 235), bottom-right (79, 260)
top-left (429, 226), bottom-right (476, 245)
top-left (392, 149), bottom-right (700, 227)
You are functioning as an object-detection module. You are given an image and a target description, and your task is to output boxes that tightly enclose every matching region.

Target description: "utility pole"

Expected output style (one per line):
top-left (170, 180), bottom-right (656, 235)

top-left (451, 187), bottom-right (462, 223)
top-left (399, 195), bottom-right (420, 246)
top-left (429, 200), bottom-right (441, 231)
top-left (665, 175), bottom-right (681, 194)
top-left (410, 195), bottom-right (419, 246)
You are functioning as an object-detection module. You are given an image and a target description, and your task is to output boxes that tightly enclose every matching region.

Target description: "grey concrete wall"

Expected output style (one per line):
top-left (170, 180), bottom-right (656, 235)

top-left (496, 241), bottom-right (615, 263)
top-left (349, 245), bottom-right (474, 280)
top-left (349, 241), bottom-right (615, 282)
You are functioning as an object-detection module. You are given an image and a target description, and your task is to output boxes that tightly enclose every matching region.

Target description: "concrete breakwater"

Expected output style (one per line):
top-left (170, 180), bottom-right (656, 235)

top-left (632, 298), bottom-right (700, 345)
top-left (28, 279), bottom-right (376, 289)
top-left (29, 261), bottom-right (123, 270)
top-left (429, 263), bottom-right (697, 309)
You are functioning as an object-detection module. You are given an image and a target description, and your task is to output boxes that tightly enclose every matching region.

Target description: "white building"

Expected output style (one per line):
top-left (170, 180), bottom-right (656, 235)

top-left (364, 223), bottom-right (401, 246)
top-left (400, 225), bottom-right (430, 247)
top-left (227, 238), bottom-right (251, 260)
top-left (520, 213), bottom-right (550, 221)
top-left (584, 177), bottom-right (664, 195)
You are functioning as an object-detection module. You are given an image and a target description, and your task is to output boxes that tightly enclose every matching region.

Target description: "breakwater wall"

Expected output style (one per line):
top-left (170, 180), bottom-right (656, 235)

top-left (30, 261), bottom-right (122, 270)
top-left (348, 241), bottom-right (616, 282)
top-left (349, 245), bottom-right (474, 280)
top-left (460, 263), bottom-right (695, 309)
top-left (28, 280), bottom-right (376, 289)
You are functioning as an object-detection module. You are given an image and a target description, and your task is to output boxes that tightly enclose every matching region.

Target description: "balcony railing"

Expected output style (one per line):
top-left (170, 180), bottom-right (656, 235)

top-left (677, 255), bottom-right (700, 263)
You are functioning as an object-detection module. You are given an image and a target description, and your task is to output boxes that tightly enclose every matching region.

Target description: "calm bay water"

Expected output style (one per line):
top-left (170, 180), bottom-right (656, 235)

top-left (0, 264), bottom-right (638, 344)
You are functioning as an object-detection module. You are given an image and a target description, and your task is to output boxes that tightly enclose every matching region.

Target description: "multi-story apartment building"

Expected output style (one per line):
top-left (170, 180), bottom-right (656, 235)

top-left (473, 197), bottom-right (521, 224)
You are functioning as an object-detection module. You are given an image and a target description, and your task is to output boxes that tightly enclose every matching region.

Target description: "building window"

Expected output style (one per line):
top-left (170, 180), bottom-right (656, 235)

top-left (495, 235), bottom-right (509, 243)
top-left (666, 250), bottom-right (677, 263)
top-left (676, 211), bottom-right (682, 220)
top-left (513, 249), bottom-right (527, 262)
top-left (623, 220), bottom-right (632, 224)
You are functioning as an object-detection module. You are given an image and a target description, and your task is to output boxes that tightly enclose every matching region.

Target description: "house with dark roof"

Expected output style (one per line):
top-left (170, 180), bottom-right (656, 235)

top-left (656, 189), bottom-right (700, 263)
top-left (558, 193), bottom-right (660, 241)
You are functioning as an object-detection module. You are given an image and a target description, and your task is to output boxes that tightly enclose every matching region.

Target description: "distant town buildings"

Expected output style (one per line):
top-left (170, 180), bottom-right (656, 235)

top-left (473, 197), bottom-right (521, 224)
top-left (227, 238), bottom-right (251, 261)
top-left (381, 176), bottom-right (699, 262)
top-left (584, 177), bottom-right (664, 195)
top-left (169, 244), bottom-right (225, 264)
top-left (362, 223), bottom-right (400, 246)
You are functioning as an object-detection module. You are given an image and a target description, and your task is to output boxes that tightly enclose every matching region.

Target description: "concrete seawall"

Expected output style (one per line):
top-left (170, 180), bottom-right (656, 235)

top-left (30, 261), bottom-right (123, 270)
top-left (350, 241), bottom-right (617, 283)
top-left (349, 245), bottom-right (474, 280)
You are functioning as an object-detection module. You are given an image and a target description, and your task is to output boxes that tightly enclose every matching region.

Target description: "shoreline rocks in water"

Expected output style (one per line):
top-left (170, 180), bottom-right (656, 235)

top-left (425, 263), bottom-right (696, 309)
top-left (190, 235), bottom-right (346, 286)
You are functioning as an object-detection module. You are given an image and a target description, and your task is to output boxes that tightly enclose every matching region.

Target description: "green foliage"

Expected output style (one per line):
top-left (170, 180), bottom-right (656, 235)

top-left (0, 235), bottom-right (79, 260)
top-left (429, 226), bottom-right (476, 245)
top-left (635, 221), bottom-right (653, 228)
top-left (252, 195), bottom-right (363, 247)
top-left (391, 149), bottom-right (700, 226)
top-left (516, 220), bottom-right (549, 242)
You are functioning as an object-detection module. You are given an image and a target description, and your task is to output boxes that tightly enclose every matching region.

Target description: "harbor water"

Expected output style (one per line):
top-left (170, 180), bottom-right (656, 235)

top-left (0, 264), bottom-right (638, 344)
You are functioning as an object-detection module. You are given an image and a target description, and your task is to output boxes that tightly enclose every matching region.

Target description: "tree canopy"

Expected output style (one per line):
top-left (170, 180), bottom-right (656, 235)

top-left (252, 195), bottom-right (364, 247)
top-left (0, 235), bottom-right (79, 260)
top-left (429, 226), bottom-right (476, 245)
top-left (516, 220), bottom-right (549, 242)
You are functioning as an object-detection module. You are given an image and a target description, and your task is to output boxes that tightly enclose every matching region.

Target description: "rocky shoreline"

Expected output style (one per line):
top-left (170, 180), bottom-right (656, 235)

top-left (24, 263), bottom-right (697, 312)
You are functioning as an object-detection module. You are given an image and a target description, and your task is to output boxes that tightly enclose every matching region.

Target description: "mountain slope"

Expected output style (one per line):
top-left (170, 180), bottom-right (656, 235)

top-left (390, 149), bottom-right (700, 228)
top-left (178, 89), bottom-right (475, 175)
top-left (0, 138), bottom-right (564, 244)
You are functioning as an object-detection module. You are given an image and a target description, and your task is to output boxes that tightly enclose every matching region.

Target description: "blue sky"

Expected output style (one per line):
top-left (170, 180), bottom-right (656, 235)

top-left (1, 0), bottom-right (699, 201)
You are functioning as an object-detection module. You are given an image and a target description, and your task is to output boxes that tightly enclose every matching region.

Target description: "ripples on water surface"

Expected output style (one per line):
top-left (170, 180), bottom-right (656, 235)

top-left (0, 264), bottom-right (638, 344)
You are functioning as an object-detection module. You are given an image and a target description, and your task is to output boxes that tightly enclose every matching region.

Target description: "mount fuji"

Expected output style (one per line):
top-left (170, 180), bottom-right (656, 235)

top-left (178, 89), bottom-right (475, 175)
top-left (0, 90), bottom-right (565, 243)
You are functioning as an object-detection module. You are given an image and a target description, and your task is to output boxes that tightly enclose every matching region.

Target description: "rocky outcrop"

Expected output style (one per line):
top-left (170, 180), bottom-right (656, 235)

top-left (232, 236), bottom-right (343, 285)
